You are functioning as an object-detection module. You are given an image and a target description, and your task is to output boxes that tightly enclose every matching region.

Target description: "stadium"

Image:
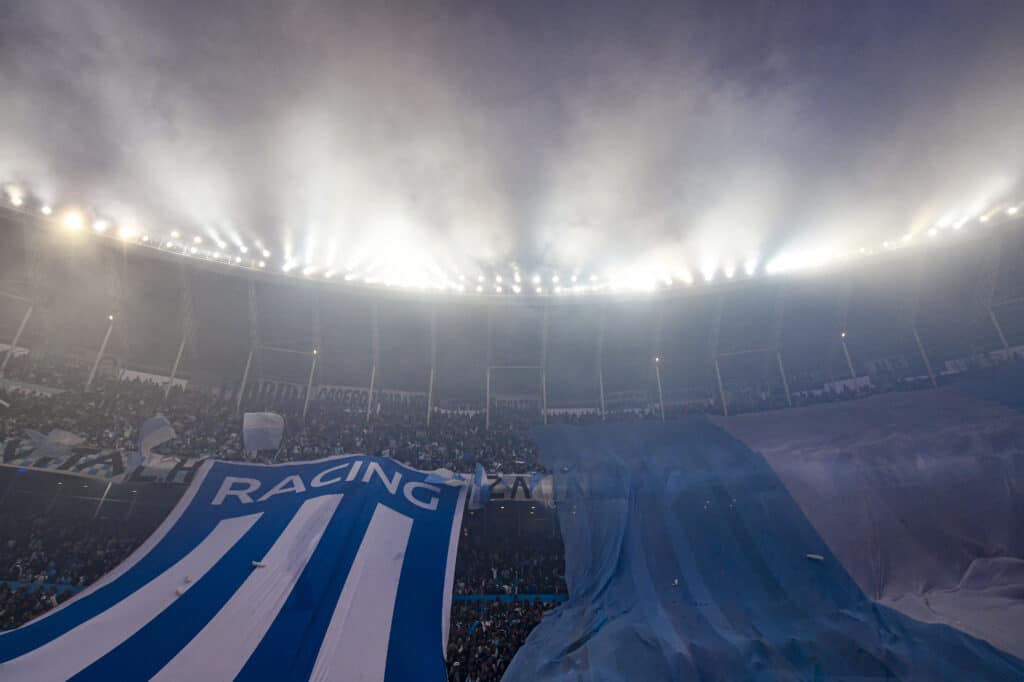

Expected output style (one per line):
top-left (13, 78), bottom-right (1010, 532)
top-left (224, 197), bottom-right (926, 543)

top-left (2, 2), bottom-right (1024, 680)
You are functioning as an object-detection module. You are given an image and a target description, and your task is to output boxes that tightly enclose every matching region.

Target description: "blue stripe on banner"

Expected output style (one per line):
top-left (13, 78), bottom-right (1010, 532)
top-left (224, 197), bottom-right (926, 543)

top-left (69, 505), bottom-right (301, 681)
top-left (0, 515), bottom-right (225, 662)
top-left (383, 493), bottom-right (461, 682)
top-left (235, 491), bottom-right (379, 681)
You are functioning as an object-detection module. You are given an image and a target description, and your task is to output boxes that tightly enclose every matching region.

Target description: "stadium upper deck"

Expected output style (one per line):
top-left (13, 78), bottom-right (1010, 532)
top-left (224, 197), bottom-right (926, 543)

top-left (1, 205), bottom-right (1023, 413)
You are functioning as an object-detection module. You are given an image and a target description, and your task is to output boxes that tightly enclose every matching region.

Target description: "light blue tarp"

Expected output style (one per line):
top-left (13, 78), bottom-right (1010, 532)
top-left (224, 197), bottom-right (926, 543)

top-left (502, 417), bottom-right (1024, 681)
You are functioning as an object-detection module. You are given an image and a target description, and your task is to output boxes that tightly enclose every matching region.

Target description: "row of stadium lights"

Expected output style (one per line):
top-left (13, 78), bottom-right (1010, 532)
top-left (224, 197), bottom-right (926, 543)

top-left (3, 183), bottom-right (1023, 296)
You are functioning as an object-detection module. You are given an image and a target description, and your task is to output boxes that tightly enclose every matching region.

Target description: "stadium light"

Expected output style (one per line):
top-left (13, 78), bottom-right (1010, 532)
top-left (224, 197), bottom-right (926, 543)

top-left (193, 236), bottom-right (202, 244)
top-left (217, 240), bottom-right (227, 249)
top-left (61, 209), bottom-right (84, 231)
top-left (512, 285), bottom-right (521, 294)
top-left (239, 245), bottom-right (249, 253)
top-left (552, 274), bottom-right (560, 284)
top-left (189, 246), bottom-right (198, 254)
top-left (118, 225), bottom-right (137, 240)
top-left (475, 285), bottom-right (483, 293)
top-left (213, 252), bottom-right (221, 259)
top-left (5, 185), bottom-right (24, 206)
top-left (40, 204), bottom-right (52, 216)
top-left (262, 249), bottom-right (271, 258)
top-left (234, 256), bottom-right (242, 263)
top-left (495, 286), bottom-right (503, 293)
top-left (258, 260), bottom-right (266, 268)
top-left (107, 314), bottom-right (114, 321)
top-left (495, 274), bottom-right (503, 283)
top-left (166, 241), bottom-right (174, 247)
top-left (171, 230), bottom-right (180, 238)
top-left (532, 274), bottom-right (540, 285)
top-left (535, 286), bottom-right (543, 294)
top-left (92, 219), bottom-right (109, 233)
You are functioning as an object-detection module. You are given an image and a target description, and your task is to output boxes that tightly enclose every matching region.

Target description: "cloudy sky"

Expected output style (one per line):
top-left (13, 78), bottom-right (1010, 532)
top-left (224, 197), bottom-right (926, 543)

top-left (2, 0), bottom-right (1023, 287)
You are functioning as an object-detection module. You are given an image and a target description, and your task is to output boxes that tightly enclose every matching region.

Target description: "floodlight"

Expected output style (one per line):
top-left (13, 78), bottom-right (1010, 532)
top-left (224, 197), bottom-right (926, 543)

top-left (240, 245), bottom-right (249, 253)
top-left (532, 274), bottom-right (540, 284)
top-left (193, 236), bottom-right (202, 244)
top-left (61, 210), bottom-right (84, 231)
top-left (1009, 206), bottom-right (1020, 216)
top-left (118, 225), bottom-right (136, 240)
top-left (189, 246), bottom-right (198, 254)
top-left (40, 205), bottom-right (52, 216)
top-left (258, 261), bottom-right (266, 268)
top-left (535, 286), bottom-right (543, 294)
top-left (262, 249), bottom-right (271, 258)
top-left (234, 256), bottom-right (242, 263)
top-left (92, 219), bottom-right (109, 233)
top-left (476, 285), bottom-right (483, 292)
top-left (171, 230), bottom-right (180, 238)
top-left (166, 241), bottom-right (174, 247)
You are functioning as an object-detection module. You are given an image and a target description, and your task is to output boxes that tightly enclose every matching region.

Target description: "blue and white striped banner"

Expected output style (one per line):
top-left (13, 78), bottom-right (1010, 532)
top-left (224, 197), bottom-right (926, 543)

top-left (0, 454), bottom-right (467, 681)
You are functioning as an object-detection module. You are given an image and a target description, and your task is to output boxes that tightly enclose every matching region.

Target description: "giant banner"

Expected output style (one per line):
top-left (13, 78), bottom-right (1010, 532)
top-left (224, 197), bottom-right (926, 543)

top-left (0, 455), bottom-right (467, 681)
top-left (503, 415), bottom-right (1024, 681)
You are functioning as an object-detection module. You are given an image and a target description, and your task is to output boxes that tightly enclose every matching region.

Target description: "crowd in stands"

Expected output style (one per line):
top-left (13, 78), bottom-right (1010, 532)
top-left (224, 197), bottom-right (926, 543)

top-left (3, 347), bottom-right (1024, 674)
top-left (446, 599), bottom-right (553, 682)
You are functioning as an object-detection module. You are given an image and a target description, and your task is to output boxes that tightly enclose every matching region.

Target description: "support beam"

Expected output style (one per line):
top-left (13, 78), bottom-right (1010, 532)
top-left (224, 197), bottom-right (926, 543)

top-left (367, 303), bottom-right (379, 422)
top-left (912, 324), bottom-right (937, 387)
top-left (427, 309), bottom-right (437, 427)
top-left (485, 307), bottom-right (493, 430)
top-left (841, 333), bottom-right (856, 379)
top-left (714, 358), bottom-right (728, 417)
top-left (237, 348), bottom-right (254, 414)
top-left (652, 310), bottom-right (665, 420)
top-left (0, 303), bottom-right (33, 374)
top-left (769, 288), bottom-right (792, 407)
top-left (85, 316), bottom-right (115, 392)
top-left (709, 297), bottom-right (727, 416)
top-left (776, 352), bottom-right (792, 408)
top-left (541, 306), bottom-right (549, 424)
top-left (596, 308), bottom-right (606, 419)
top-left (303, 350), bottom-right (318, 421)
top-left (92, 481), bottom-right (113, 520)
top-left (165, 267), bottom-right (194, 400)
top-left (238, 277), bottom-right (260, 414)
top-left (304, 293), bottom-right (321, 422)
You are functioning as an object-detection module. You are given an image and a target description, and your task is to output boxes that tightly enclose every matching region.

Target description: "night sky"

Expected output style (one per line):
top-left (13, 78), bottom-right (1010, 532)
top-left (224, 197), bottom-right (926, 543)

top-left (1, 0), bottom-right (1022, 285)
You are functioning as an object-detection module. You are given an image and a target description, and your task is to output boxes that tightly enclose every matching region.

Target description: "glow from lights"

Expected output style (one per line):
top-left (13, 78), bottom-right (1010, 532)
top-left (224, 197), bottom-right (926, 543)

top-left (258, 260), bottom-right (266, 268)
top-left (512, 285), bottom-right (521, 294)
top-left (571, 274), bottom-right (578, 283)
top-left (40, 205), bottom-right (52, 216)
top-left (117, 225), bottom-right (137, 240)
top-left (142, 235), bottom-right (150, 242)
top-left (108, 314), bottom-right (114, 321)
top-left (282, 262), bottom-right (295, 273)
top-left (193, 236), bottom-right (202, 244)
top-left (724, 264), bottom-right (736, 279)
top-left (532, 274), bottom-right (540, 285)
top-left (495, 286), bottom-right (503, 293)
top-left (60, 210), bottom-right (84, 231)
top-left (979, 215), bottom-right (989, 223)
top-left (701, 264), bottom-right (716, 283)
top-left (239, 245), bottom-right (249, 253)
top-left (513, 272), bottom-right (521, 283)
top-left (495, 274), bottom-right (503, 283)
top-left (92, 219), bottom-right (109, 233)
top-left (552, 274), bottom-right (560, 284)
top-left (234, 256), bottom-right (242, 263)
top-left (213, 252), bottom-right (221, 259)
top-left (5, 186), bottom-right (25, 206)
top-left (535, 286), bottom-right (543, 294)
top-left (217, 240), bottom-right (227, 249)
top-left (1009, 206), bottom-right (1020, 216)
top-left (475, 285), bottom-right (483, 293)
top-left (170, 231), bottom-right (180, 238)
top-left (743, 255), bottom-right (759, 276)
top-left (166, 241), bottom-right (174, 248)
top-left (927, 228), bottom-right (937, 237)
top-left (189, 246), bottom-right (198, 254)
top-left (302, 266), bottom-right (315, 276)
top-left (262, 249), bottom-right (271, 258)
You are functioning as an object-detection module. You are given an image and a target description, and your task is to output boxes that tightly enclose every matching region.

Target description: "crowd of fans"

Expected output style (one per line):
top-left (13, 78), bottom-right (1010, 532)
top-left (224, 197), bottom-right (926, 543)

top-left (3, 347), bottom-right (1023, 675)
top-left (446, 599), bottom-right (553, 682)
